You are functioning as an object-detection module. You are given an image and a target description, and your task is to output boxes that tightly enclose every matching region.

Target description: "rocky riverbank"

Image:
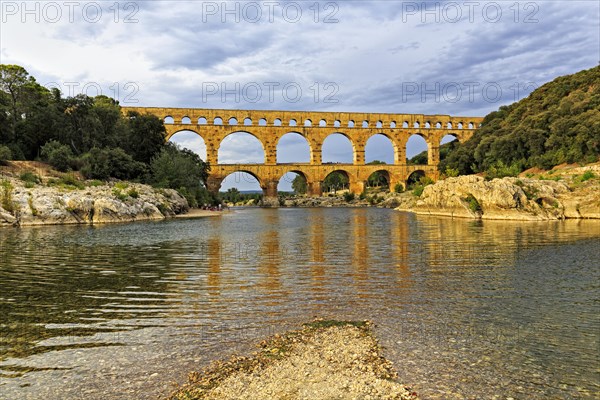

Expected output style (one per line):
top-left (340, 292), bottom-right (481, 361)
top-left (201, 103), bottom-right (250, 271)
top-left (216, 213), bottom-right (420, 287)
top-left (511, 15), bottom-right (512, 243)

top-left (0, 165), bottom-right (190, 227)
top-left (170, 320), bottom-right (418, 400)
top-left (276, 193), bottom-right (412, 209)
top-left (4, 161), bottom-right (598, 226)
top-left (396, 164), bottom-right (600, 220)
top-left (236, 163), bottom-right (599, 221)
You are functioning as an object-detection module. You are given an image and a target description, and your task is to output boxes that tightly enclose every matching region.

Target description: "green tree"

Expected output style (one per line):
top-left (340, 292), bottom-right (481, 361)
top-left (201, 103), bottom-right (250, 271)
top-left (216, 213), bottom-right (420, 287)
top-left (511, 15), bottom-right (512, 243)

top-left (15, 86), bottom-right (61, 159)
top-left (81, 147), bottom-right (111, 179)
top-left (59, 94), bottom-right (102, 154)
top-left (0, 89), bottom-right (12, 145)
top-left (151, 143), bottom-right (210, 206)
top-left (123, 111), bottom-right (166, 164)
top-left (291, 174), bottom-right (307, 194)
top-left (80, 147), bottom-right (147, 180)
top-left (0, 145), bottom-right (11, 165)
top-left (222, 187), bottom-right (241, 203)
top-left (322, 171), bottom-right (348, 193)
top-left (0, 65), bottom-right (59, 158)
top-left (407, 151), bottom-right (428, 165)
top-left (0, 65), bottom-right (32, 141)
top-left (90, 96), bottom-right (128, 149)
top-left (40, 140), bottom-right (74, 172)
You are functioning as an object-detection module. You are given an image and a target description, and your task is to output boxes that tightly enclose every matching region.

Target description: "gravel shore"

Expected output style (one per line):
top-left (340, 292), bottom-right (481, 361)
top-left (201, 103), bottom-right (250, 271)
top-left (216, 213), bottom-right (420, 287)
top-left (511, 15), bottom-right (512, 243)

top-left (169, 320), bottom-right (418, 400)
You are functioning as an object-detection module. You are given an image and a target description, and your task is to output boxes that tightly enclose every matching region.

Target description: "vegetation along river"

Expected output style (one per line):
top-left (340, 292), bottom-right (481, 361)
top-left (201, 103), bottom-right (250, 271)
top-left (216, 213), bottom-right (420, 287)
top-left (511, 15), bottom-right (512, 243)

top-left (0, 208), bottom-right (598, 399)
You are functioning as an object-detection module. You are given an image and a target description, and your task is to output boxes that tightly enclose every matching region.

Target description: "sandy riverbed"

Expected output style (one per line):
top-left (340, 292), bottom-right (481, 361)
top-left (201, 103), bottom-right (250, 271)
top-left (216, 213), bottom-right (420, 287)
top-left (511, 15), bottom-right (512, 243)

top-left (169, 320), bottom-right (418, 400)
top-left (175, 208), bottom-right (229, 219)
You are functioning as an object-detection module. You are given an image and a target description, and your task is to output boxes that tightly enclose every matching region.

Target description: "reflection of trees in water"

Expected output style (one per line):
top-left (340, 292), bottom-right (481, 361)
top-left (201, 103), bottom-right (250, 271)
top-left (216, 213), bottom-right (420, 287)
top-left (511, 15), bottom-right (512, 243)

top-left (0, 226), bottom-right (178, 361)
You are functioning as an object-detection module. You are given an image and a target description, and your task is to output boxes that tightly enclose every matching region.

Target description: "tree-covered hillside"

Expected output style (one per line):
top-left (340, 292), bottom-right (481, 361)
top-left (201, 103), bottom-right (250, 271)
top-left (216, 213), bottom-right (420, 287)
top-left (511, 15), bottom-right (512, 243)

top-left (0, 64), bottom-right (214, 206)
top-left (440, 66), bottom-right (600, 175)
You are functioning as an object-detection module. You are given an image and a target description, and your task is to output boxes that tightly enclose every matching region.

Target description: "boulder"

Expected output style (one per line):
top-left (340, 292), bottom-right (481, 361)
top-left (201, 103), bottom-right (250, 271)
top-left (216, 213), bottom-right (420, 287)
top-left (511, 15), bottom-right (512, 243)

top-left (397, 175), bottom-right (599, 220)
top-left (0, 179), bottom-right (190, 227)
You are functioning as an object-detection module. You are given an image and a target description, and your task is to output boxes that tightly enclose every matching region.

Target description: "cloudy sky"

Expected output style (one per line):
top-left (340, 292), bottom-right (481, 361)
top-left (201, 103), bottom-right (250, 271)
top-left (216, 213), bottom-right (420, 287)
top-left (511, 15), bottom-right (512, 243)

top-left (1, 0), bottom-right (598, 190)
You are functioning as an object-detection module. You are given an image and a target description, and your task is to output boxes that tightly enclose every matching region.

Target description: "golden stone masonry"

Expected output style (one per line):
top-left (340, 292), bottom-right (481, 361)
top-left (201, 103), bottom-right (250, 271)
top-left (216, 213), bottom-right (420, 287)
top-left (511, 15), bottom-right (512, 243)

top-left (122, 107), bottom-right (483, 200)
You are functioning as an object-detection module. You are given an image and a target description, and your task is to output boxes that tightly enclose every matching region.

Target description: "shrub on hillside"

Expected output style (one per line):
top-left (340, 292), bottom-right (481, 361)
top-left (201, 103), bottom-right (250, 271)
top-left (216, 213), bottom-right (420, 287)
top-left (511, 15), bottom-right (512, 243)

top-left (19, 172), bottom-right (41, 185)
top-left (485, 160), bottom-right (521, 180)
top-left (40, 140), bottom-right (73, 172)
top-left (150, 143), bottom-right (211, 207)
top-left (0, 145), bottom-right (12, 165)
top-left (81, 147), bottom-right (147, 180)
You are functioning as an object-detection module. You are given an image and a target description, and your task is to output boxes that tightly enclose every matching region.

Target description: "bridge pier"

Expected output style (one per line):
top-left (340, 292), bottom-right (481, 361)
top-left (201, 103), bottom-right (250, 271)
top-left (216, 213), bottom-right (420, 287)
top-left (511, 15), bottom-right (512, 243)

top-left (354, 150), bottom-right (365, 165)
top-left (428, 144), bottom-right (440, 166)
top-left (262, 180), bottom-right (279, 207)
top-left (350, 180), bottom-right (366, 195)
top-left (388, 176), bottom-right (403, 193)
top-left (265, 150), bottom-right (277, 165)
top-left (311, 150), bottom-right (322, 165)
top-left (206, 176), bottom-right (223, 195)
top-left (206, 141), bottom-right (219, 166)
top-left (307, 181), bottom-right (323, 197)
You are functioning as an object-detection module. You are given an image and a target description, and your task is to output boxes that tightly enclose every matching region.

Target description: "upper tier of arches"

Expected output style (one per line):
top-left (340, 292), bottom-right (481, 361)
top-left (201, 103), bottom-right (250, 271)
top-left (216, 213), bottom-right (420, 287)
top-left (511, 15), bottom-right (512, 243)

top-left (123, 107), bottom-right (483, 131)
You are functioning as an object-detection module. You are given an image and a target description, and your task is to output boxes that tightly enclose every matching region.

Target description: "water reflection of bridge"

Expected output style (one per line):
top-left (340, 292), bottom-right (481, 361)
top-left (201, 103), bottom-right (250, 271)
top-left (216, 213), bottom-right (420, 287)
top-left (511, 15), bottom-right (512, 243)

top-left (190, 211), bottom-right (600, 306)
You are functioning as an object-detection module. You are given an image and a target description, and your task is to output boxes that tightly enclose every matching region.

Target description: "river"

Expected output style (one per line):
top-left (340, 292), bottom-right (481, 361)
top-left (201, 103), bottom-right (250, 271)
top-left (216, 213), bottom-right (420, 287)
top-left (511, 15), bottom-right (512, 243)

top-left (0, 208), bottom-right (598, 399)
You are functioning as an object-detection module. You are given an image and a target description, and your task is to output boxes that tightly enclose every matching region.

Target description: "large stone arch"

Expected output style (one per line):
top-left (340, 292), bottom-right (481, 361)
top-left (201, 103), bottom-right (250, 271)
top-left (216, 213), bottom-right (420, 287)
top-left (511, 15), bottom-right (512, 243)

top-left (318, 168), bottom-right (366, 194)
top-left (366, 169), bottom-right (391, 189)
top-left (440, 133), bottom-right (460, 145)
top-left (321, 169), bottom-right (351, 194)
top-left (404, 133), bottom-right (430, 165)
top-left (207, 169), bottom-right (264, 196)
top-left (165, 127), bottom-right (206, 143)
top-left (321, 132), bottom-right (356, 164)
top-left (286, 168), bottom-right (322, 196)
top-left (218, 130), bottom-right (266, 164)
top-left (276, 132), bottom-right (312, 163)
top-left (219, 129), bottom-right (264, 146)
top-left (443, 130), bottom-right (473, 143)
top-left (167, 129), bottom-right (208, 161)
top-left (277, 169), bottom-right (310, 194)
top-left (365, 132), bottom-right (398, 165)
top-left (406, 169), bottom-right (428, 186)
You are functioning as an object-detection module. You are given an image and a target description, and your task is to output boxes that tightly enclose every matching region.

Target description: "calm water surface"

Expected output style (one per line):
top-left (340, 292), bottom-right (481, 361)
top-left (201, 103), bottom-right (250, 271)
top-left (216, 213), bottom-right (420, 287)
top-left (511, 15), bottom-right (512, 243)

top-left (0, 208), bottom-right (598, 399)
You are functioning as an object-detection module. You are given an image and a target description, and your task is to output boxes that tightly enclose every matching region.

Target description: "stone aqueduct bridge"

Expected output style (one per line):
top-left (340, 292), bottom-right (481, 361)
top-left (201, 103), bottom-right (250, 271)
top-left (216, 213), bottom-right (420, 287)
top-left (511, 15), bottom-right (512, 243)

top-left (121, 107), bottom-right (484, 199)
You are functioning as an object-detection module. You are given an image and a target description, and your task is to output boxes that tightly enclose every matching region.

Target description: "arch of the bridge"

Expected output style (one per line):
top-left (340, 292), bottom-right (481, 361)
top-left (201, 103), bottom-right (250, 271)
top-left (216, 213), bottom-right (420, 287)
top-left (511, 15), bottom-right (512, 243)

top-left (146, 109), bottom-right (482, 131)
top-left (207, 163), bottom-right (436, 198)
top-left (163, 125), bottom-right (473, 167)
top-left (276, 132), bottom-right (313, 163)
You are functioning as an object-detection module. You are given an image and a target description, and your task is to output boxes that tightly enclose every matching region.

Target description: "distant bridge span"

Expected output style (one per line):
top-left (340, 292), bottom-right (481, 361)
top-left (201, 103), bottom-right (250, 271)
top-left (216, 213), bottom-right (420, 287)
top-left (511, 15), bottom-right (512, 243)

top-left (121, 107), bottom-right (483, 200)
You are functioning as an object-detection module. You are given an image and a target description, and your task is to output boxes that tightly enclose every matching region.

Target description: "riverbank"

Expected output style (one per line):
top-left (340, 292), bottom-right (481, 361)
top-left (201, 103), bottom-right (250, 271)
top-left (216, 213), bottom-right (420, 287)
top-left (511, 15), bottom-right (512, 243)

top-left (396, 163), bottom-right (600, 220)
top-left (175, 208), bottom-right (227, 219)
top-left (3, 161), bottom-right (598, 226)
top-left (0, 161), bottom-right (194, 227)
top-left (246, 163), bottom-right (599, 221)
top-left (170, 319), bottom-right (418, 400)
